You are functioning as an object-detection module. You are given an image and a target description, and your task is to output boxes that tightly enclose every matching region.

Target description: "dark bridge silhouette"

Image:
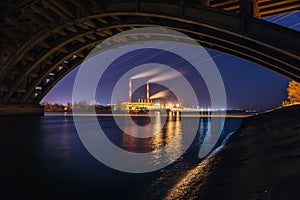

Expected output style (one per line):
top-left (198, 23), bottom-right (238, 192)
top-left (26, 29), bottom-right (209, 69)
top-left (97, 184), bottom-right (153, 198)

top-left (0, 0), bottom-right (300, 115)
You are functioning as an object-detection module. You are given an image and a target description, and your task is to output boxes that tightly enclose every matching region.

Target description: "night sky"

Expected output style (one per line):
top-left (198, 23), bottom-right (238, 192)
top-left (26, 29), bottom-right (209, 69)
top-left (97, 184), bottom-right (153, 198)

top-left (43, 12), bottom-right (300, 111)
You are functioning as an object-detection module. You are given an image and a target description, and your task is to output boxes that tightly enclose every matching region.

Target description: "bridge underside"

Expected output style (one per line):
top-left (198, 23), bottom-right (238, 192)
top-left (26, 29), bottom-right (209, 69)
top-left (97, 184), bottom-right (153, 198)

top-left (0, 0), bottom-right (300, 115)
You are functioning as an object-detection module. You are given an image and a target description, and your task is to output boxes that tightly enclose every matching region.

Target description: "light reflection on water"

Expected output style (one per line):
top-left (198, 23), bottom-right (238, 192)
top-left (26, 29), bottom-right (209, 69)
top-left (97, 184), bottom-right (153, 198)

top-left (150, 113), bottom-right (184, 165)
top-left (0, 114), bottom-right (241, 199)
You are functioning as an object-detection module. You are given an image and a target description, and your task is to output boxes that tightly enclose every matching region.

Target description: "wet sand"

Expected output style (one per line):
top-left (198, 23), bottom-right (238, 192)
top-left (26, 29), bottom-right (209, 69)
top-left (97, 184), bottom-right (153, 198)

top-left (165, 105), bottom-right (300, 199)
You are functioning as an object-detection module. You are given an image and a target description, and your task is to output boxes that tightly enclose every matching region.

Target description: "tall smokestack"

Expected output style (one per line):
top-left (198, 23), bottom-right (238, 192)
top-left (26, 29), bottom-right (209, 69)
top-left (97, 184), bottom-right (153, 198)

top-left (129, 78), bottom-right (132, 102)
top-left (146, 81), bottom-right (150, 103)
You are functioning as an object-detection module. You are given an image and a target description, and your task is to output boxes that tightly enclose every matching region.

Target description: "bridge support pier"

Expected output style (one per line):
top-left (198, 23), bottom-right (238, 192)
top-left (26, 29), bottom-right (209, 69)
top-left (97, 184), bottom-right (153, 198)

top-left (0, 104), bottom-right (44, 116)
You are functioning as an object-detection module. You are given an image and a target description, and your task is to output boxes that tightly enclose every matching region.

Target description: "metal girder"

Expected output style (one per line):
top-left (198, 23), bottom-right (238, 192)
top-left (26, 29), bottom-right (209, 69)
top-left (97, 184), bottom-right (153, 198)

top-left (48, 0), bottom-right (75, 19)
top-left (57, 47), bottom-right (69, 54)
top-left (22, 42), bottom-right (99, 102)
top-left (38, 42), bottom-right (51, 49)
top-left (89, 0), bottom-right (106, 12)
top-left (70, 0), bottom-right (90, 15)
top-left (0, 27), bottom-right (27, 40)
top-left (210, 0), bottom-right (239, 8)
top-left (260, 3), bottom-right (300, 16)
top-left (75, 37), bottom-right (86, 43)
top-left (65, 25), bottom-right (78, 33)
top-left (22, 8), bottom-right (50, 26)
top-left (31, 4), bottom-right (58, 23)
top-left (56, 30), bottom-right (68, 36)
top-left (85, 33), bottom-right (97, 40)
top-left (5, 17), bottom-right (33, 32)
top-left (84, 20), bottom-right (97, 28)
top-left (97, 17), bottom-right (108, 24)
top-left (42, 0), bottom-right (71, 20)
top-left (259, 0), bottom-right (299, 10)
top-left (5, 22), bottom-right (139, 101)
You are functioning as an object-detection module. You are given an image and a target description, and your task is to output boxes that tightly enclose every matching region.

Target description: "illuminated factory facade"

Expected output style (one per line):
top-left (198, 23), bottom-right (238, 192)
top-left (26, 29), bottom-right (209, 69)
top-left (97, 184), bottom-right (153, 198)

top-left (120, 79), bottom-right (156, 112)
top-left (119, 78), bottom-right (183, 113)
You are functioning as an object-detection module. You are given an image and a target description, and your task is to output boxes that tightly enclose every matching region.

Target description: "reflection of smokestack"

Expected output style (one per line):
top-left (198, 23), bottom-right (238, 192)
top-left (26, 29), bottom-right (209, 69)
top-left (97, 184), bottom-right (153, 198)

top-left (129, 78), bottom-right (132, 102)
top-left (146, 81), bottom-right (150, 103)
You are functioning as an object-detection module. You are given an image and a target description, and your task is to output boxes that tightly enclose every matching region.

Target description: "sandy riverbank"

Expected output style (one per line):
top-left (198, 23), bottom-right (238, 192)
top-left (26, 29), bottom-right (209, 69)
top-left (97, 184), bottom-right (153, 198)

top-left (165, 105), bottom-right (300, 200)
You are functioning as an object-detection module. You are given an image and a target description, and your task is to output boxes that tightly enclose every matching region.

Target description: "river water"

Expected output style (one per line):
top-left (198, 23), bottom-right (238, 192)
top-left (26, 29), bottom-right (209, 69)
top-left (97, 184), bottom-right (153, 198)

top-left (1, 113), bottom-right (241, 199)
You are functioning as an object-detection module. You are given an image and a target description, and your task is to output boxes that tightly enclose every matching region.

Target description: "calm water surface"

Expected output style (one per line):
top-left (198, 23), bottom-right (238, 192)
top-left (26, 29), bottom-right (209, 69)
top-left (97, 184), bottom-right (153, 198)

top-left (1, 114), bottom-right (241, 199)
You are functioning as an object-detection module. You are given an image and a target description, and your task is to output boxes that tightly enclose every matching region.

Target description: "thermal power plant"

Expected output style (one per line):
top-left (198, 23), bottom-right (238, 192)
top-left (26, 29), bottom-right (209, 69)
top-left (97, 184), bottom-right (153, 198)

top-left (119, 76), bottom-right (219, 115)
top-left (120, 79), bottom-right (156, 113)
top-left (120, 79), bottom-right (182, 113)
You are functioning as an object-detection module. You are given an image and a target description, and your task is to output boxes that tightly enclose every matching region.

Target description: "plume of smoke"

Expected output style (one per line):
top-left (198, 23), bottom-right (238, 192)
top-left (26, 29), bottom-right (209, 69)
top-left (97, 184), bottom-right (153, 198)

top-left (150, 90), bottom-right (170, 99)
top-left (148, 70), bottom-right (181, 82)
top-left (130, 67), bottom-right (162, 79)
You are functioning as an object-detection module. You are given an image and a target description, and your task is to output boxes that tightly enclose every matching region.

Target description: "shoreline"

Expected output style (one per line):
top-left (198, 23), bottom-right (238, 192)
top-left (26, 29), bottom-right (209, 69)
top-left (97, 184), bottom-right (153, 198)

top-left (165, 105), bottom-right (300, 199)
top-left (44, 112), bottom-right (254, 118)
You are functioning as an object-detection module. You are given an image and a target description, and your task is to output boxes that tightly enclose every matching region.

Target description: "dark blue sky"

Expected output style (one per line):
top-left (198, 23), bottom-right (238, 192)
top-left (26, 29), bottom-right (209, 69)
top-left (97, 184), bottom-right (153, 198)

top-left (43, 12), bottom-right (300, 111)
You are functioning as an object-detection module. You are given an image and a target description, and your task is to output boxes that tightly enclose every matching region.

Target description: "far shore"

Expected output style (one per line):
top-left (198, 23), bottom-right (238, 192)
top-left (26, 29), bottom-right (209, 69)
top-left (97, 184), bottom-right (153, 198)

top-left (44, 111), bottom-right (256, 118)
top-left (165, 105), bottom-right (300, 200)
